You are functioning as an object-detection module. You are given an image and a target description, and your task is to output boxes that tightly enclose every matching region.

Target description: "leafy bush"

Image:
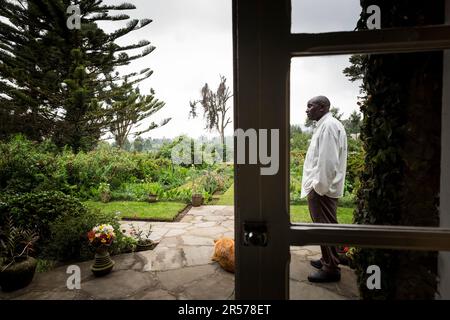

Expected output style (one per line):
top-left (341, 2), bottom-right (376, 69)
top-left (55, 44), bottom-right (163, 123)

top-left (0, 191), bottom-right (133, 262)
top-left (0, 136), bottom-right (234, 202)
top-left (35, 259), bottom-right (56, 273)
top-left (0, 135), bottom-right (68, 195)
top-left (290, 130), bottom-right (312, 152)
top-left (44, 209), bottom-right (129, 261)
top-left (346, 147), bottom-right (365, 196)
top-left (135, 157), bottom-right (172, 182)
top-left (64, 146), bottom-right (139, 198)
top-left (112, 182), bottom-right (164, 201)
top-left (0, 191), bottom-right (88, 245)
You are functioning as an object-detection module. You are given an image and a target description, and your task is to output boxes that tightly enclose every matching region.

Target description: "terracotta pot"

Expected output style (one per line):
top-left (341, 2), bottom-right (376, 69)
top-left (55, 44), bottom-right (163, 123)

top-left (91, 246), bottom-right (114, 277)
top-left (0, 257), bottom-right (37, 292)
top-left (191, 194), bottom-right (203, 207)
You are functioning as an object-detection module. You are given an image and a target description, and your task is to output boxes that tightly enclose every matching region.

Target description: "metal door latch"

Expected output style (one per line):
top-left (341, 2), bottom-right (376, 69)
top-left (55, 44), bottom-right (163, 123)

top-left (244, 221), bottom-right (268, 247)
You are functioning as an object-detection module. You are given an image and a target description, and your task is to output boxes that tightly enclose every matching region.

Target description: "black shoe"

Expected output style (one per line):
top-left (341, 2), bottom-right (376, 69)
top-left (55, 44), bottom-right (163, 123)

top-left (307, 269), bottom-right (341, 283)
top-left (310, 259), bottom-right (323, 269)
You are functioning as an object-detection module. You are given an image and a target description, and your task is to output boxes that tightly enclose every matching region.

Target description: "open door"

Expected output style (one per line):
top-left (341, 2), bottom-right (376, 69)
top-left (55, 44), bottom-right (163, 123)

top-left (233, 0), bottom-right (450, 299)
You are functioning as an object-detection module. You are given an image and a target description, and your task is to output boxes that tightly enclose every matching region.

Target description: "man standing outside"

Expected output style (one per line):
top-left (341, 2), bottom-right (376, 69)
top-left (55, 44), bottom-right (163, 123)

top-left (301, 96), bottom-right (348, 283)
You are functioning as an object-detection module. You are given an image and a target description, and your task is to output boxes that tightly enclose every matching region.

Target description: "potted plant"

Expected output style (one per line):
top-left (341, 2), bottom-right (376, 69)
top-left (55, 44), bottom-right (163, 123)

top-left (98, 182), bottom-right (111, 203)
top-left (129, 224), bottom-right (157, 252)
top-left (190, 168), bottom-right (204, 207)
top-left (0, 216), bottom-right (39, 292)
top-left (147, 193), bottom-right (158, 203)
top-left (87, 224), bottom-right (116, 277)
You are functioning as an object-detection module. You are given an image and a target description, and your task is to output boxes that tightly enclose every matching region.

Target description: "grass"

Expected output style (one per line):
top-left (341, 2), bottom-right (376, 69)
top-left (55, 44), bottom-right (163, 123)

top-left (290, 205), bottom-right (354, 224)
top-left (214, 184), bottom-right (355, 224)
top-left (215, 184), bottom-right (235, 205)
top-left (84, 201), bottom-right (187, 221)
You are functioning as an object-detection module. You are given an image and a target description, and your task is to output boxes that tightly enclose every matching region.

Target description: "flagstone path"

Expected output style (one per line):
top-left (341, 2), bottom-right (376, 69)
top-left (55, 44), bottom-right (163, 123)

top-left (0, 206), bottom-right (358, 300)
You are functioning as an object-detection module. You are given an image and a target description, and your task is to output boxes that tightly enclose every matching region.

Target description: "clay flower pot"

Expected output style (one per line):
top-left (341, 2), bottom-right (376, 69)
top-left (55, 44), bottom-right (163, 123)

top-left (191, 194), bottom-right (203, 207)
top-left (0, 257), bottom-right (37, 292)
top-left (148, 194), bottom-right (158, 203)
top-left (91, 245), bottom-right (115, 277)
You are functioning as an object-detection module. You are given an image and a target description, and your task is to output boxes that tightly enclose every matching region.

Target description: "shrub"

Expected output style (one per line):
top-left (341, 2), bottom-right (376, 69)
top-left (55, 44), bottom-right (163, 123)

top-left (35, 259), bottom-right (56, 273)
top-left (0, 135), bottom-right (68, 195)
top-left (135, 156), bottom-right (172, 182)
top-left (0, 191), bottom-right (134, 262)
top-left (156, 165), bottom-right (190, 189)
top-left (44, 209), bottom-right (128, 261)
top-left (111, 182), bottom-right (164, 201)
top-left (65, 147), bottom-right (139, 198)
top-left (0, 191), bottom-right (88, 246)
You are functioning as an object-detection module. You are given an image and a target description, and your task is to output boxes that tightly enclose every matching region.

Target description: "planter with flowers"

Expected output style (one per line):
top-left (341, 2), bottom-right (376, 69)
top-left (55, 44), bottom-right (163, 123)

top-left (87, 224), bottom-right (116, 277)
top-left (129, 224), bottom-right (158, 252)
top-left (0, 216), bottom-right (39, 292)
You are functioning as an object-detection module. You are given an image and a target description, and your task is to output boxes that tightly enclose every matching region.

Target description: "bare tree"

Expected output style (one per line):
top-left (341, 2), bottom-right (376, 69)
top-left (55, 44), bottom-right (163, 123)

top-left (189, 75), bottom-right (232, 161)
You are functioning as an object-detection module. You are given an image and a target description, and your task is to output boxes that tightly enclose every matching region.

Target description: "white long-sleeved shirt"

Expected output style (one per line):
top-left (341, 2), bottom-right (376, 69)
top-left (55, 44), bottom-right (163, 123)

top-left (300, 112), bottom-right (348, 198)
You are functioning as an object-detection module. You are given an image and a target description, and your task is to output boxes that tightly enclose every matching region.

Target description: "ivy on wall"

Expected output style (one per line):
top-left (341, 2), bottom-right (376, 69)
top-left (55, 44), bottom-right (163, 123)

top-left (353, 0), bottom-right (444, 299)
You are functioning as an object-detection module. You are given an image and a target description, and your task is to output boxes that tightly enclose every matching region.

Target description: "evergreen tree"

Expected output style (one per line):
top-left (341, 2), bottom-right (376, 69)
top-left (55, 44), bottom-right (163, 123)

top-left (0, 0), bottom-right (157, 151)
top-left (133, 136), bottom-right (144, 152)
top-left (343, 110), bottom-right (363, 136)
top-left (107, 80), bottom-right (170, 149)
top-left (143, 138), bottom-right (153, 152)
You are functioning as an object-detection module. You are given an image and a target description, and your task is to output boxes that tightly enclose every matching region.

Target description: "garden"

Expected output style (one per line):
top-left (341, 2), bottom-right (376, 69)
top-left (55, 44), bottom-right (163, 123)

top-left (0, 124), bottom-right (363, 292)
top-left (0, 135), bottom-right (234, 287)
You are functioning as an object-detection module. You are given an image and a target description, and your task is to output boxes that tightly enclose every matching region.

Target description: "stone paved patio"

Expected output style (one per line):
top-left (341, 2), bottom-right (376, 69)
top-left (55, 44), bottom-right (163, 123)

top-left (0, 206), bottom-right (358, 300)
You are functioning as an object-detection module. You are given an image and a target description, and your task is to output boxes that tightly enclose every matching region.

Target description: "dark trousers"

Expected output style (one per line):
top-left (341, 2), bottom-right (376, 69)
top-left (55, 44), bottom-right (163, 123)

top-left (307, 189), bottom-right (340, 272)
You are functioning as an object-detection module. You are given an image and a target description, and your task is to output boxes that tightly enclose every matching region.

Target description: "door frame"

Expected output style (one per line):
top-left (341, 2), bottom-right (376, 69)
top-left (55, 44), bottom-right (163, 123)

top-left (233, 0), bottom-right (450, 300)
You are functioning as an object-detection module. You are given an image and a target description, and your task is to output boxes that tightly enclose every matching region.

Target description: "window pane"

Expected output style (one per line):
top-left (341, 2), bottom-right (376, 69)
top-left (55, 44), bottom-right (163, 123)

top-left (291, 0), bottom-right (363, 33)
top-left (289, 246), bottom-right (450, 299)
top-left (291, 0), bottom-right (446, 34)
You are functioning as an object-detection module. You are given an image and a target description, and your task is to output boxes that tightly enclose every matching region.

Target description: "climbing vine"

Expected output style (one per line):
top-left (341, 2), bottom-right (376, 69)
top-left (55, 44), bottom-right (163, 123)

top-left (352, 0), bottom-right (444, 299)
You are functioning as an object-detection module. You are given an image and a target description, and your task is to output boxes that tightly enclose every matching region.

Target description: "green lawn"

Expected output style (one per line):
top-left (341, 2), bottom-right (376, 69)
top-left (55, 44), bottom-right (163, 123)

top-left (215, 184), bottom-right (235, 205)
top-left (214, 184), bottom-right (355, 224)
top-left (290, 205), bottom-right (354, 224)
top-left (84, 201), bottom-right (187, 221)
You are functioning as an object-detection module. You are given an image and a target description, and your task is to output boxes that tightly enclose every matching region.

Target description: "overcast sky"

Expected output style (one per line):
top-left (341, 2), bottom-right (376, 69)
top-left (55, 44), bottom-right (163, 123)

top-left (101, 0), bottom-right (363, 139)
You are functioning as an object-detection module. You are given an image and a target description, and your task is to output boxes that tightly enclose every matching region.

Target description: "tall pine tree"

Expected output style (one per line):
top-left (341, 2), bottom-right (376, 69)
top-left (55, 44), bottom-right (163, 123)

top-left (0, 0), bottom-right (159, 151)
top-left (107, 79), bottom-right (170, 149)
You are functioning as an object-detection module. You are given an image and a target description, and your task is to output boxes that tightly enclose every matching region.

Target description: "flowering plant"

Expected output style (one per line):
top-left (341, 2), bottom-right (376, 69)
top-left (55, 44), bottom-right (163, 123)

top-left (128, 223), bottom-right (153, 245)
top-left (87, 224), bottom-right (116, 247)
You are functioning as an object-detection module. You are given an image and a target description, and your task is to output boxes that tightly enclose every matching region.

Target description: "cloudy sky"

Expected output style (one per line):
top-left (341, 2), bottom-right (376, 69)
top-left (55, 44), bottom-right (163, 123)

top-left (101, 0), bottom-right (363, 139)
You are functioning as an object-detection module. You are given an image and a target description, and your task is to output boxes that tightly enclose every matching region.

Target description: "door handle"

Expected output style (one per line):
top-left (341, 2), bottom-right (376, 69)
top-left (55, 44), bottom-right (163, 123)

top-left (244, 221), bottom-right (268, 247)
